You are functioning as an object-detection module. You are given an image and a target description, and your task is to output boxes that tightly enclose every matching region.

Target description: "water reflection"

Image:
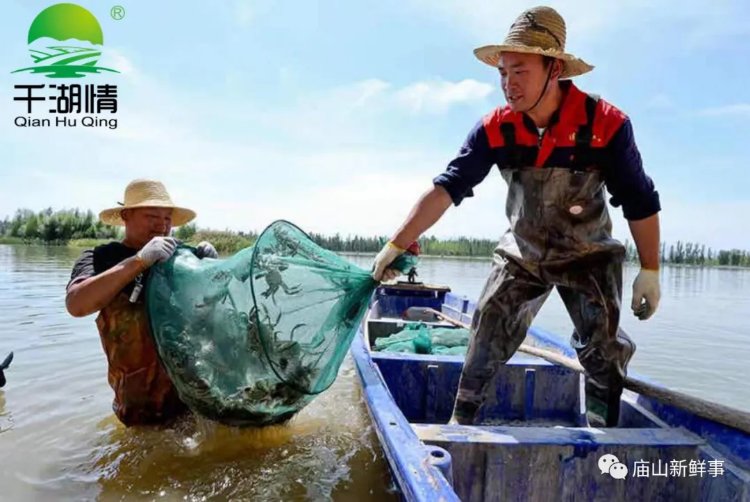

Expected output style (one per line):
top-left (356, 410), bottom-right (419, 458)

top-left (0, 391), bottom-right (13, 434)
top-left (84, 370), bottom-right (397, 500)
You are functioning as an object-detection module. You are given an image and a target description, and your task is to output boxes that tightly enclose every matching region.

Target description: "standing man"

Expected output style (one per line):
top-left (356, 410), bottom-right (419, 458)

top-left (66, 179), bottom-right (219, 426)
top-left (372, 6), bottom-right (661, 427)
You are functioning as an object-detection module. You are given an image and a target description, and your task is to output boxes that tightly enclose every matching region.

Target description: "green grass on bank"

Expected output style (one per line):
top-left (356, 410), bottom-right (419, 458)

top-left (0, 237), bottom-right (112, 247)
top-left (67, 238), bottom-right (111, 248)
top-left (0, 232), bottom-right (254, 255)
top-left (185, 230), bottom-right (256, 255)
top-left (0, 236), bottom-right (24, 245)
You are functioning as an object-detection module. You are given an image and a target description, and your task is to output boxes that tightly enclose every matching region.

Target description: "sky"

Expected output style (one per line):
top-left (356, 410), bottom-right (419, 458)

top-left (1, 0), bottom-right (749, 250)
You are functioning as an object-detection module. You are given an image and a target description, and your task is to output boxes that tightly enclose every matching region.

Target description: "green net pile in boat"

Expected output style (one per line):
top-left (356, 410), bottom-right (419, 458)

top-left (373, 323), bottom-right (470, 356)
top-left (146, 220), bottom-right (416, 426)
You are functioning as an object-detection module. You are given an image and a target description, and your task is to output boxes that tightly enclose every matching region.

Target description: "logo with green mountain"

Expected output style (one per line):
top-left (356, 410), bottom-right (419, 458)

top-left (12, 3), bottom-right (118, 78)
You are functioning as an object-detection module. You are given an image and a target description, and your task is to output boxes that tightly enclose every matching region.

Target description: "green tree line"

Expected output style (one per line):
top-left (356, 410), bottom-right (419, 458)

top-left (624, 240), bottom-right (750, 268)
top-left (306, 233), bottom-right (497, 257)
top-left (2, 208), bottom-right (749, 267)
top-left (0, 208), bottom-right (120, 243)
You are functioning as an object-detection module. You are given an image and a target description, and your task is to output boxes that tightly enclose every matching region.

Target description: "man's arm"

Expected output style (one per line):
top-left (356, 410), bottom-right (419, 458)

top-left (65, 236), bottom-right (177, 317)
top-left (66, 256), bottom-right (147, 317)
top-left (628, 213), bottom-right (660, 270)
top-left (372, 186), bottom-right (453, 281)
top-left (603, 118), bottom-right (662, 319)
top-left (391, 185), bottom-right (453, 249)
top-left (372, 119), bottom-right (496, 281)
top-left (603, 118), bottom-right (661, 222)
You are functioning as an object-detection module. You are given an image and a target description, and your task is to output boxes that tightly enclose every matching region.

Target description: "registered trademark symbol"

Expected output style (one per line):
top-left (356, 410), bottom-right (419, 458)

top-left (111, 5), bottom-right (125, 20)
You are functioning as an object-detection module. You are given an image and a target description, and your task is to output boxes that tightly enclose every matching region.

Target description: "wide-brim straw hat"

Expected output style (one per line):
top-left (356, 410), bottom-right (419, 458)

top-left (99, 179), bottom-right (196, 227)
top-left (473, 6), bottom-right (593, 79)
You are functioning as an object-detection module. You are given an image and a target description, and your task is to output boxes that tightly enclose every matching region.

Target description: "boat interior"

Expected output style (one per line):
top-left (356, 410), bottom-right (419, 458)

top-left (357, 284), bottom-right (750, 500)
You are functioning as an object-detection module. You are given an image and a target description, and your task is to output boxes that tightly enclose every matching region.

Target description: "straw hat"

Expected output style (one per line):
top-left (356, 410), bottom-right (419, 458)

top-left (99, 179), bottom-right (196, 227)
top-left (473, 6), bottom-right (593, 79)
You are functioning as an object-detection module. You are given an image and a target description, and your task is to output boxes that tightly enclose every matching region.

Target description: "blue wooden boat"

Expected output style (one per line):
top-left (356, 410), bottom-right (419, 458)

top-left (351, 283), bottom-right (750, 501)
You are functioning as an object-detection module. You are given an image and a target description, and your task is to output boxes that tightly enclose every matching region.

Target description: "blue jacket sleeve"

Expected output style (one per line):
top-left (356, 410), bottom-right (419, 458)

top-left (604, 119), bottom-right (661, 220)
top-left (433, 120), bottom-right (495, 206)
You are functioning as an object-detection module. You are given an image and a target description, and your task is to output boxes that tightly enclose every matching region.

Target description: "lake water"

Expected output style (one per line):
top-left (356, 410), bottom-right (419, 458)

top-left (1, 244), bottom-right (748, 500)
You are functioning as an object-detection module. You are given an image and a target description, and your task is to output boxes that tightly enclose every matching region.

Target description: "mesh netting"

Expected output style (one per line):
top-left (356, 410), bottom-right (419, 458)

top-left (373, 323), bottom-right (470, 356)
top-left (146, 220), bottom-right (416, 426)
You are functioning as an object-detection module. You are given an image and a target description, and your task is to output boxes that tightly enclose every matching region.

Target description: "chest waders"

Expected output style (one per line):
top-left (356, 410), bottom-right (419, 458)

top-left (95, 292), bottom-right (187, 426)
top-left (452, 96), bottom-right (636, 427)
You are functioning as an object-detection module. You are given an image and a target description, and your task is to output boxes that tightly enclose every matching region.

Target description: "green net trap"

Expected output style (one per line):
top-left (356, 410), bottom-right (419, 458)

top-left (146, 220), bottom-right (416, 426)
top-left (373, 322), bottom-right (470, 356)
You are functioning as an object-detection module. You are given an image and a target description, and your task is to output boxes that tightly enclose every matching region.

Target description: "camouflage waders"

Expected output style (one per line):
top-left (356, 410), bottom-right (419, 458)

top-left (96, 292), bottom-right (187, 426)
top-left (452, 98), bottom-right (635, 427)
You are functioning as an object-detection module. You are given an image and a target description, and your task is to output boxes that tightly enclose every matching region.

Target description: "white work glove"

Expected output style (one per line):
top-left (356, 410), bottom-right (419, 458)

top-left (631, 269), bottom-right (660, 320)
top-left (372, 242), bottom-right (404, 282)
top-left (136, 237), bottom-right (177, 266)
top-left (195, 241), bottom-right (219, 259)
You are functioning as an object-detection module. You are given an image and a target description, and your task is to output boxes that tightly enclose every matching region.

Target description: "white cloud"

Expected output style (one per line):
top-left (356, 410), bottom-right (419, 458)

top-left (99, 47), bottom-right (136, 77)
top-left (351, 79), bottom-right (392, 106)
top-left (304, 77), bottom-right (493, 115)
top-left (221, 76), bottom-right (495, 147)
top-left (394, 79), bottom-right (495, 114)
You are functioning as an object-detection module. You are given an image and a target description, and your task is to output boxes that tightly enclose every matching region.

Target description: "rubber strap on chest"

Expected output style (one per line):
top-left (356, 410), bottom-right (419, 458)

top-left (572, 94), bottom-right (599, 170)
top-left (500, 122), bottom-right (523, 168)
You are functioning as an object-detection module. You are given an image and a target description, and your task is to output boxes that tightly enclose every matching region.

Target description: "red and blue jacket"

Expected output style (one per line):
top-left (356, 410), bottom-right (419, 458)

top-left (433, 81), bottom-right (661, 221)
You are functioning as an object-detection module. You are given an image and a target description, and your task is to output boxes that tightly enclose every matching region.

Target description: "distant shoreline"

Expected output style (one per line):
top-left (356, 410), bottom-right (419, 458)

top-left (2, 240), bottom-right (749, 269)
top-left (0, 237), bottom-right (106, 248)
top-left (4, 208), bottom-right (749, 267)
top-left (339, 251), bottom-right (490, 262)
top-left (0, 239), bottom-right (490, 260)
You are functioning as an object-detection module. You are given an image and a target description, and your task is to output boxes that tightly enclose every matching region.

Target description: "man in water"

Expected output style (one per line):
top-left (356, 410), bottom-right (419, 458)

top-left (66, 179), bottom-right (218, 426)
top-left (372, 6), bottom-right (661, 427)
